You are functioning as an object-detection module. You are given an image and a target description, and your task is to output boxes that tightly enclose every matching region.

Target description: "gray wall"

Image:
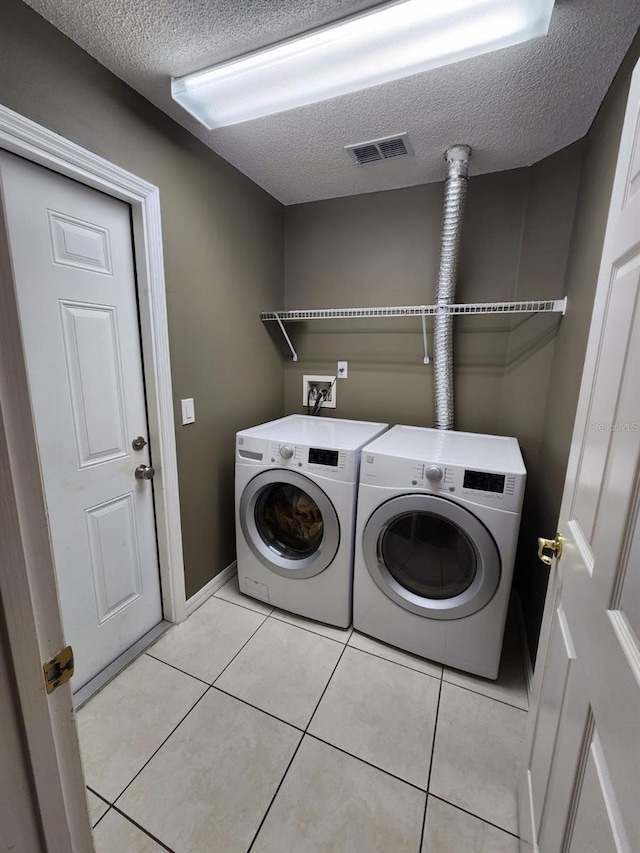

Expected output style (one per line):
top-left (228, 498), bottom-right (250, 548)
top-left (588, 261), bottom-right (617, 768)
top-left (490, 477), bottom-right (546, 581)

top-left (520, 28), bottom-right (640, 657)
top-left (0, 0), bottom-right (285, 598)
top-left (283, 147), bottom-right (584, 646)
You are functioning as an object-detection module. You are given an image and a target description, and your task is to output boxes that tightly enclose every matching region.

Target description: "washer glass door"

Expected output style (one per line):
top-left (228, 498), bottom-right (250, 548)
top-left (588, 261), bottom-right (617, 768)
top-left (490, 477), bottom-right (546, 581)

top-left (240, 469), bottom-right (340, 578)
top-left (363, 494), bottom-right (500, 619)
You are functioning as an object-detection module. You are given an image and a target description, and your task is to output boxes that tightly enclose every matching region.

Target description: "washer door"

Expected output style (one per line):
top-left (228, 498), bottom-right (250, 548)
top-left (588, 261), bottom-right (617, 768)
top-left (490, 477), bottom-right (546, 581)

top-left (240, 469), bottom-right (340, 579)
top-left (362, 494), bottom-right (500, 620)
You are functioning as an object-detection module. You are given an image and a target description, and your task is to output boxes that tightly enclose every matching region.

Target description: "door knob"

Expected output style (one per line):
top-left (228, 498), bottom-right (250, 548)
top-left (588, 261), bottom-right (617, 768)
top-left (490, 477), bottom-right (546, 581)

top-left (537, 534), bottom-right (563, 566)
top-left (135, 464), bottom-right (155, 480)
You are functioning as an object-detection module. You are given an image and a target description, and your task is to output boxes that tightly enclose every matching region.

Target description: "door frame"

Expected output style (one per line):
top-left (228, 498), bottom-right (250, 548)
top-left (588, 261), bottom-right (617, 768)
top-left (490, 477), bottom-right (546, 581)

top-left (0, 104), bottom-right (186, 850)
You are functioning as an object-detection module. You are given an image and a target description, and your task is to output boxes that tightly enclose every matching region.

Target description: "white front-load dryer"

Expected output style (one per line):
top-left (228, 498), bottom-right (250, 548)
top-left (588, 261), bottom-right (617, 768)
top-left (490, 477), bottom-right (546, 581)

top-left (235, 415), bottom-right (388, 627)
top-left (353, 425), bottom-right (526, 678)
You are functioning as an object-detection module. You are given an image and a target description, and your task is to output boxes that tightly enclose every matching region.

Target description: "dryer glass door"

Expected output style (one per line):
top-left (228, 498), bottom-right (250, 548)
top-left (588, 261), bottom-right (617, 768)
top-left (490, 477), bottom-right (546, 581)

top-left (381, 512), bottom-right (476, 600)
top-left (363, 494), bottom-right (501, 619)
top-left (240, 469), bottom-right (340, 579)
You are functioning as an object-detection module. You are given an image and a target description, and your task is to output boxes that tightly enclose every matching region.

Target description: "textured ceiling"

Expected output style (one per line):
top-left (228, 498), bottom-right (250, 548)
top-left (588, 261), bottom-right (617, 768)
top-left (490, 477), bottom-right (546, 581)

top-left (21, 0), bottom-right (640, 204)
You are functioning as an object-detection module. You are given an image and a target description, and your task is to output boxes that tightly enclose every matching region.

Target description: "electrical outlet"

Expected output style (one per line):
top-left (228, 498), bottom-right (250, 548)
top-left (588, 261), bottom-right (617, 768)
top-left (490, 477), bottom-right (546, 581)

top-left (337, 360), bottom-right (348, 379)
top-left (303, 374), bottom-right (336, 409)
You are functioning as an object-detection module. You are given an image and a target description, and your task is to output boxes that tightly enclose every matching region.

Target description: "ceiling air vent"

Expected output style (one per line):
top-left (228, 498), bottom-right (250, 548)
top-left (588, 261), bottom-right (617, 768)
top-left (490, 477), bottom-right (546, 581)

top-left (346, 133), bottom-right (414, 166)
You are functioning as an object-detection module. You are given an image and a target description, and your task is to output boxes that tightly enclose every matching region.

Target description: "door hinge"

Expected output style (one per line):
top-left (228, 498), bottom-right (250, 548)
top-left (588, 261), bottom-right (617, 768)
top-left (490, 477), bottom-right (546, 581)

top-left (43, 645), bottom-right (74, 694)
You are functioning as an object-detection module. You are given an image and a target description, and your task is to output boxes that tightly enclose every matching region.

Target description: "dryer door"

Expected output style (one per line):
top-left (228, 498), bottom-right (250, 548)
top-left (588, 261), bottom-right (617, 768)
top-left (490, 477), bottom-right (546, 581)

top-left (240, 469), bottom-right (340, 579)
top-left (363, 494), bottom-right (500, 620)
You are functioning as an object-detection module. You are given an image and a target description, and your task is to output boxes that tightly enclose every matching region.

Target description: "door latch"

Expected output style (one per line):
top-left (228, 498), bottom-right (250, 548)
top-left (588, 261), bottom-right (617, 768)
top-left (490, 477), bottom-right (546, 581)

top-left (537, 534), bottom-right (564, 566)
top-left (43, 645), bottom-right (74, 694)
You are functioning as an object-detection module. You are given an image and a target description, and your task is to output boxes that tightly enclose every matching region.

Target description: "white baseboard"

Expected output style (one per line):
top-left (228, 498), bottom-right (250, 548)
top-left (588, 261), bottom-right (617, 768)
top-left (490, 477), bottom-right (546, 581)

top-left (185, 561), bottom-right (237, 617)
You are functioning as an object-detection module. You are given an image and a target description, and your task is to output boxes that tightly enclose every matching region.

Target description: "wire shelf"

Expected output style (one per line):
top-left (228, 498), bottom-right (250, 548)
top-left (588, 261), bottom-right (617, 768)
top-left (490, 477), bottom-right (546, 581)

top-left (261, 298), bottom-right (566, 321)
top-left (262, 298), bottom-right (567, 362)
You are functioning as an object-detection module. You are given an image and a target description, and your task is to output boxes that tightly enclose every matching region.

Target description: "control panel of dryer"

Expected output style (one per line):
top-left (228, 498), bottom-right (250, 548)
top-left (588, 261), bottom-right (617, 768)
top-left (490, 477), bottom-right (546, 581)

top-left (361, 452), bottom-right (525, 512)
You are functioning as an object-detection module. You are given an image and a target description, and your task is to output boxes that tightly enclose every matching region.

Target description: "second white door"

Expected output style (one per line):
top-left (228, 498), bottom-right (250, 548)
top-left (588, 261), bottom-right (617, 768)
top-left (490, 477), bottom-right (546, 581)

top-left (0, 150), bottom-right (163, 691)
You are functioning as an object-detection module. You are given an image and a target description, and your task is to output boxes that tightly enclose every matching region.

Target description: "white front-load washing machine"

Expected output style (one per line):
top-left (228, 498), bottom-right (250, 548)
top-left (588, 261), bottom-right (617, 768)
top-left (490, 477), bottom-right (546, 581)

top-left (236, 415), bottom-right (388, 627)
top-left (353, 425), bottom-right (526, 678)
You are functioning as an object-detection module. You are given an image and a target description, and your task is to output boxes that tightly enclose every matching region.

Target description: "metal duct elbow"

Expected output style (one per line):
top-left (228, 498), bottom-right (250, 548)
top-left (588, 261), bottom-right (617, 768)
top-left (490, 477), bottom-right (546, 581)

top-left (433, 145), bottom-right (471, 430)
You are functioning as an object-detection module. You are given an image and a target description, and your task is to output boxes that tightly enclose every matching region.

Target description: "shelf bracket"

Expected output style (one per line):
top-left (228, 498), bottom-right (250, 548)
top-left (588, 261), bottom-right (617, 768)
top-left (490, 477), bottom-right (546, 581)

top-left (274, 312), bottom-right (298, 362)
top-left (421, 312), bottom-right (430, 364)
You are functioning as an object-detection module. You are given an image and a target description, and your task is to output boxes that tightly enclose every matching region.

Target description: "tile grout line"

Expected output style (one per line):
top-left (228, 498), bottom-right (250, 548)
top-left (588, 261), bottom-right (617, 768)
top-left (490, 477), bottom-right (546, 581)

top-left (213, 591), bottom-right (274, 618)
top-left (304, 641), bottom-right (351, 734)
top-left (441, 677), bottom-right (529, 713)
top-left (110, 687), bottom-right (212, 808)
top-left (144, 652), bottom-right (212, 686)
top-left (419, 677), bottom-right (444, 851)
top-left (245, 640), bottom-right (351, 852)
top-left (104, 615), bottom-right (275, 817)
top-left (267, 611), bottom-right (353, 645)
top-left (109, 804), bottom-right (177, 852)
top-left (304, 731), bottom-right (428, 795)
top-left (211, 613), bottom-right (272, 686)
top-left (148, 605), bottom-right (271, 692)
top-left (428, 793), bottom-right (521, 840)
top-left (211, 684), bottom-right (305, 734)
top-left (245, 734), bottom-right (306, 853)
top-left (346, 640), bottom-right (444, 681)
top-left (90, 805), bottom-right (110, 831)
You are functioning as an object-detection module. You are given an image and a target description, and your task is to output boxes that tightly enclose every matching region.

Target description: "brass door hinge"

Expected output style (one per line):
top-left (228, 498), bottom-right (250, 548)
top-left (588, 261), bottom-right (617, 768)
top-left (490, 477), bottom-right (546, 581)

top-left (43, 645), bottom-right (74, 694)
top-left (537, 534), bottom-right (564, 567)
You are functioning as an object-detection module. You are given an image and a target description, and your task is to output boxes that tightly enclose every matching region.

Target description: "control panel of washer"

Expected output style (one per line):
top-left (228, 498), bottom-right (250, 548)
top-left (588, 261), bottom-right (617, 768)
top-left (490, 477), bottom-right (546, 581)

top-left (361, 452), bottom-right (524, 512)
top-left (237, 435), bottom-right (356, 481)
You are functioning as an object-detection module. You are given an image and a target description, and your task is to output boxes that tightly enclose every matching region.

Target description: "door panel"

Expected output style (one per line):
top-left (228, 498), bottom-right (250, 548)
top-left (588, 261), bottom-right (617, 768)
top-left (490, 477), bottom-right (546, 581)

top-left (0, 150), bottom-right (162, 691)
top-left (521, 58), bottom-right (640, 853)
top-left (567, 735), bottom-right (627, 853)
top-left (60, 301), bottom-right (128, 466)
top-left (86, 493), bottom-right (143, 623)
top-left (529, 603), bottom-right (575, 827)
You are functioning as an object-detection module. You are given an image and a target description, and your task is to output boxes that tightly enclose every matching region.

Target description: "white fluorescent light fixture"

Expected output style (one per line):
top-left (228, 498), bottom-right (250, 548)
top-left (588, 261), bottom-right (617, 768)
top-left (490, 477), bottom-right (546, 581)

top-left (172, 0), bottom-right (556, 129)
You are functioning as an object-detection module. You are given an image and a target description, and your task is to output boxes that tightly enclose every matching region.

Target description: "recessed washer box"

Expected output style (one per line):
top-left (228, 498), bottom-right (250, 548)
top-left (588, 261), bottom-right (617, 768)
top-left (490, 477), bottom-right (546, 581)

top-left (303, 375), bottom-right (336, 408)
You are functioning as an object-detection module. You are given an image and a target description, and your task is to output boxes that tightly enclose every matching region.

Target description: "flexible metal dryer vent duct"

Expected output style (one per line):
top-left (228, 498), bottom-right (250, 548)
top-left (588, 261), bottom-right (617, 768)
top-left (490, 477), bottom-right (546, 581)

top-left (433, 144), bottom-right (472, 430)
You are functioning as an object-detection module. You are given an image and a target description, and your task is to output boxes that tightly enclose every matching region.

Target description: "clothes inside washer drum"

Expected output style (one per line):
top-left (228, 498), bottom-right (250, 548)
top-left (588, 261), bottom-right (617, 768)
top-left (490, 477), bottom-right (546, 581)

top-left (262, 486), bottom-right (323, 554)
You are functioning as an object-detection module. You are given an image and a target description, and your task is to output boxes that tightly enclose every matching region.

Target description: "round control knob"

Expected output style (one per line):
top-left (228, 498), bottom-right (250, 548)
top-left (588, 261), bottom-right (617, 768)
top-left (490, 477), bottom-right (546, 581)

top-left (279, 445), bottom-right (294, 460)
top-left (426, 465), bottom-right (443, 484)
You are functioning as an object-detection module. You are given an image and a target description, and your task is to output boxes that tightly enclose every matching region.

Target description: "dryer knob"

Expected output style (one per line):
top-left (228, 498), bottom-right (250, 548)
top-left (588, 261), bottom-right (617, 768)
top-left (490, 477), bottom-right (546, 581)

top-left (279, 444), bottom-right (294, 460)
top-left (426, 465), bottom-right (443, 484)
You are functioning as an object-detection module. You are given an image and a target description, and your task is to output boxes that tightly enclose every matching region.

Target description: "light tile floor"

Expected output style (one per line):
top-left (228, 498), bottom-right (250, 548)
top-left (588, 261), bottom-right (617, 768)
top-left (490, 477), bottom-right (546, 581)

top-left (80, 575), bottom-right (528, 853)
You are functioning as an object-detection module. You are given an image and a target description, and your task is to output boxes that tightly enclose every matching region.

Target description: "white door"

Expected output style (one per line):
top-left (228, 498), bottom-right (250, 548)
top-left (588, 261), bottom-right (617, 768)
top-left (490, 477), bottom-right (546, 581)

top-left (520, 59), bottom-right (640, 852)
top-left (0, 150), bottom-right (162, 692)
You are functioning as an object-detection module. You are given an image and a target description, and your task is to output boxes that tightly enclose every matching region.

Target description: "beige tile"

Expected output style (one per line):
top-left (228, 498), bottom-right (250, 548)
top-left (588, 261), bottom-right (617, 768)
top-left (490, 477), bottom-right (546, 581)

top-left (215, 618), bottom-right (343, 727)
top-left (215, 574), bottom-right (273, 614)
top-left (148, 595), bottom-right (265, 682)
top-left (429, 682), bottom-right (526, 835)
top-left (92, 810), bottom-right (165, 852)
top-left (309, 647), bottom-right (440, 788)
top-left (348, 631), bottom-right (443, 678)
top-left (271, 609), bottom-right (353, 643)
top-left (253, 736), bottom-right (425, 853)
top-left (443, 631), bottom-right (529, 710)
top-left (77, 654), bottom-right (207, 801)
top-left (422, 796), bottom-right (519, 853)
top-left (86, 790), bottom-right (109, 827)
top-left (117, 688), bottom-right (301, 853)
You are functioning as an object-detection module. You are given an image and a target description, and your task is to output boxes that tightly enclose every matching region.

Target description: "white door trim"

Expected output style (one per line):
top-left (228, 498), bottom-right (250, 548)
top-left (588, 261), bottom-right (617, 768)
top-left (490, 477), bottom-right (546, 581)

top-left (0, 104), bottom-right (186, 851)
top-left (0, 104), bottom-right (186, 624)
